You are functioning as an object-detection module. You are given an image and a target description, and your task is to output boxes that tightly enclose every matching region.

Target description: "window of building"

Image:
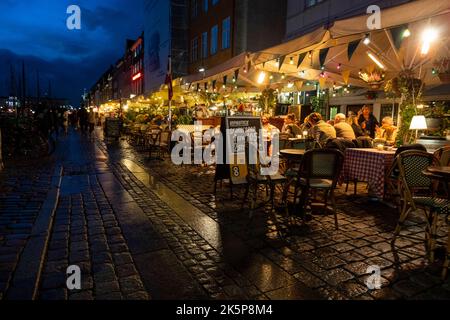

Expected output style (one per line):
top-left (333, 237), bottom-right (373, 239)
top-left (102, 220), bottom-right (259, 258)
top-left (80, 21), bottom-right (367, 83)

top-left (191, 0), bottom-right (199, 18)
top-left (222, 17), bottom-right (231, 49)
top-left (212, 0), bottom-right (219, 5)
top-left (210, 25), bottom-right (218, 55)
top-left (203, 0), bottom-right (208, 12)
top-left (305, 0), bottom-right (324, 8)
top-left (191, 37), bottom-right (199, 62)
top-left (202, 32), bottom-right (208, 59)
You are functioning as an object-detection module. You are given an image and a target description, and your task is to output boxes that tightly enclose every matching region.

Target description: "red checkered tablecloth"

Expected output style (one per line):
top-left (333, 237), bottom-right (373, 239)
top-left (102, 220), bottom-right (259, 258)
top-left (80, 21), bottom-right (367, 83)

top-left (343, 148), bottom-right (395, 199)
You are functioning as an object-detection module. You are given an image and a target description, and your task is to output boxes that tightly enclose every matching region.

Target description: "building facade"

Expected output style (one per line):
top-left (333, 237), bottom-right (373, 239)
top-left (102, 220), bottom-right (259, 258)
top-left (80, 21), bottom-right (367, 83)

top-left (89, 36), bottom-right (144, 107)
top-left (131, 34), bottom-right (145, 97)
top-left (188, 0), bottom-right (287, 74)
top-left (143, 0), bottom-right (189, 94)
top-left (285, 0), bottom-right (412, 40)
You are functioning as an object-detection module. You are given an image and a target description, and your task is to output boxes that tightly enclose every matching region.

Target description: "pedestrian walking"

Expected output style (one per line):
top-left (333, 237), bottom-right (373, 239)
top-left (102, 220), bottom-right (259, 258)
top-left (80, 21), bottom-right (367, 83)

top-left (88, 108), bottom-right (96, 139)
top-left (63, 109), bottom-right (70, 136)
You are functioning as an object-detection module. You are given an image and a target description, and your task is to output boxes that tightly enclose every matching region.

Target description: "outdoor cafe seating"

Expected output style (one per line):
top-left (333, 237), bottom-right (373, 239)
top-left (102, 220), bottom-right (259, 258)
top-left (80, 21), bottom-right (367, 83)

top-left (392, 150), bottom-right (450, 279)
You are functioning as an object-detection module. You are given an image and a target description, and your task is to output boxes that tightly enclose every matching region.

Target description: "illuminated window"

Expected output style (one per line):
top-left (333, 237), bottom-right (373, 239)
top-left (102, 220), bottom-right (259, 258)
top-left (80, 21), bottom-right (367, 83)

top-left (222, 17), bottom-right (231, 49)
top-left (210, 25), bottom-right (218, 55)
top-left (191, 0), bottom-right (198, 18)
top-left (202, 32), bottom-right (208, 59)
top-left (203, 0), bottom-right (208, 12)
top-left (191, 37), bottom-right (199, 62)
top-left (212, 0), bottom-right (218, 5)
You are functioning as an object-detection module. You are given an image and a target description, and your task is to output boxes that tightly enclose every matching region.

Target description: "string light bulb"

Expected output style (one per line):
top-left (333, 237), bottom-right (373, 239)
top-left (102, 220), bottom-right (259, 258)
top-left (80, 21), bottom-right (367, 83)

top-left (363, 34), bottom-right (371, 45)
top-left (402, 28), bottom-right (411, 38)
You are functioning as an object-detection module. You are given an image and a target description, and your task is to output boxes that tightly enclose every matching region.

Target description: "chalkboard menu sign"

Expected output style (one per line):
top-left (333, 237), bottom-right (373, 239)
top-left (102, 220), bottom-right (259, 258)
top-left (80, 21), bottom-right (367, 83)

top-left (105, 118), bottom-right (121, 138)
top-left (215, 116), bottom-right (263, 187)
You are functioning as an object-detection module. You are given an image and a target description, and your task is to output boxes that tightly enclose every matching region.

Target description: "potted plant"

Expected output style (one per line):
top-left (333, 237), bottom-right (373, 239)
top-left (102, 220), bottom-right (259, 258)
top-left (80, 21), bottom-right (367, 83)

top-left (258, 88), bottom-right (277, 115)
top-left (434, 58), bottom-right (450, 83)
top-left (384, 69), bottom-right (425, 145)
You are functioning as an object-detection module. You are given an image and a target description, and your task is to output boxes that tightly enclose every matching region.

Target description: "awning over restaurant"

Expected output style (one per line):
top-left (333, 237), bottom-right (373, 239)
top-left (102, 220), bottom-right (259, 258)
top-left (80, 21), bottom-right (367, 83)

top-left (248, 0), bottom-right (450, 92)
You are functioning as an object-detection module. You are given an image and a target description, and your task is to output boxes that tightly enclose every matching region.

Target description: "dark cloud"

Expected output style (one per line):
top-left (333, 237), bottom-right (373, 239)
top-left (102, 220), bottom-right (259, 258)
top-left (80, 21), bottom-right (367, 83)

top-left (0, 0), bottom-right (144, 105)
top-left (0, 48), bottom-right (117, 105)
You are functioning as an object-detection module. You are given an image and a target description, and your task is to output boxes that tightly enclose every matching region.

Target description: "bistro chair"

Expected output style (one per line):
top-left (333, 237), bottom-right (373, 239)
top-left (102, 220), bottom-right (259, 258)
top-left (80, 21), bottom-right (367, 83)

top-left (393, 150), bottom-right (450, 278)
top-left (147, 128), bottom-right (162, 159)
top-left (385, 144), bottom-right (427, 205)
top-left (292, 149), bottom-right (344, 229)
top-left (155, 129), bottom-right (172, 159)
top-left (353, 136), bottom-right (373, 148)
top-left (326, 138), bottom-right (356, 153)
top-left (242, 143), bottom-right (288, 219)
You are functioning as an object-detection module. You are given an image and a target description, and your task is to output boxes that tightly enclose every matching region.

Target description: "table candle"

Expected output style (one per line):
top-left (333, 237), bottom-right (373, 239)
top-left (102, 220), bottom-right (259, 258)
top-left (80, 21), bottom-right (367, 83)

top-left (377, 144), bottom-right (384, 151)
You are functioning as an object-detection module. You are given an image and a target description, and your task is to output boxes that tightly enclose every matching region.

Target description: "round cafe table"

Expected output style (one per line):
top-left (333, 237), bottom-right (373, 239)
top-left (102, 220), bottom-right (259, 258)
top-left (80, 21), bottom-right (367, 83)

top-left (280, 149), bottom-right (306, 157)
top-left (423, 166), bottom-right (450, 199)
top-left (426, 166), bottom-right (450, 178)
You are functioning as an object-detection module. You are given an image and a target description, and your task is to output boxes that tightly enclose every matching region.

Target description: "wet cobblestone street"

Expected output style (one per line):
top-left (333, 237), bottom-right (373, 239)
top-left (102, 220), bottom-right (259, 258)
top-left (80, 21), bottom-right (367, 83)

top-left (1, 129), bottom-right (449, 300)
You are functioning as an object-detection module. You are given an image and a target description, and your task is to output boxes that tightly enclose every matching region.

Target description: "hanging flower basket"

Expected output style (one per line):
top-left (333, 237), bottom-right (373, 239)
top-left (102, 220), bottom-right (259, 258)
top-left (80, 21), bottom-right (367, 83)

top-left (368, 81), bottom-right (384, 90)
top-left (359, 68), bottom-right (385, 91)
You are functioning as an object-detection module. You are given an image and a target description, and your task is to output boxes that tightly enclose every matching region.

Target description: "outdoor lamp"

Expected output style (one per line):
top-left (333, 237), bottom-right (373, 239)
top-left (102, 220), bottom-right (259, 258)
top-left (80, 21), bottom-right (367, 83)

top-left (410, 115), bottom-right (428, 141)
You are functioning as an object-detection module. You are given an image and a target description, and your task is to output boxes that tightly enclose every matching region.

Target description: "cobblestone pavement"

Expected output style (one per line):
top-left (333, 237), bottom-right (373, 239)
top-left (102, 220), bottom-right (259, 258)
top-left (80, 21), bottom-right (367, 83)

top-left (96, 133), bottom-right (450, 300)
top-left (1, 128), bottom-right (450, 300)
top-left (0, 156), bottom-right (55, 300)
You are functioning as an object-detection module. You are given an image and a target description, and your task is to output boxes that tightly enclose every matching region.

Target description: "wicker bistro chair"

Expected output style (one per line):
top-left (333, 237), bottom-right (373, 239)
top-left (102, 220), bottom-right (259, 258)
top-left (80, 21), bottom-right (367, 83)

top-left (353, 136), bottom-right (373, 148)
top-left (292, 149), bottom-right (344, 229)
top-left (393, 150), bottom-right (450, 278)
top-left (385, 144), bottom-right (428, 206)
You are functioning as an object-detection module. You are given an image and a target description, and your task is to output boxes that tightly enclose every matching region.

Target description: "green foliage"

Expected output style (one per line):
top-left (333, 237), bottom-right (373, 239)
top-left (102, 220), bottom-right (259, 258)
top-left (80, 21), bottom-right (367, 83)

top-left (385, 70), bottom-right (424, 145)
top-left (258, 88), bottom-right (277, 115)
top-left (310, 95), bottom-right (326, 117)
top-left (174, 115), bottom-right (194, 126)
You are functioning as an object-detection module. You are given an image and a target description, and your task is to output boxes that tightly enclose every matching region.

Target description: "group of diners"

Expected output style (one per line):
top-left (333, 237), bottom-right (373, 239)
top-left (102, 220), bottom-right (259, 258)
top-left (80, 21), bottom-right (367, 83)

top-left (262, 105), bottom-right (399, 148)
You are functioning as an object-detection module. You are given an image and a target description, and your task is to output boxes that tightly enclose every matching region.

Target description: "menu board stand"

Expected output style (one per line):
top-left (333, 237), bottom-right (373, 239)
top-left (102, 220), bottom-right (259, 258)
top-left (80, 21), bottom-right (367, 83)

top-left (104, 118), bottom-right (121, 141)
top-left (214, 116), bottom-right (262, 199)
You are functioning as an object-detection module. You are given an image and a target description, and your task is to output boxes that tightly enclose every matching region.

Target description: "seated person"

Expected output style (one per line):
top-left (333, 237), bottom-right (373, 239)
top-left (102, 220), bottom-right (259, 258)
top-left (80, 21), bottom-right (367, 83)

top-left (334, 113), bottom-right (356, 140)
top-left (347, 113), bottom-right (365, 138)
top-left (282, 113), bottom-right (302, 138)
top-left (261, 115), bottom-right (278, 140)
top-left (376, 116), bottom-right (398, 145)
top-left (307, 112), bottom-right (336, 145)
top-left (299, 115), bottom-right (312, 134)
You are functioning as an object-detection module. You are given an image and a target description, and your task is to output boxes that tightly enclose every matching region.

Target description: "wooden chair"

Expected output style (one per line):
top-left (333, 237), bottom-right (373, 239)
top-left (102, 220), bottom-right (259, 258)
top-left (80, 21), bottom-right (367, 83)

top-left (242, 143), bottom-right (288, 219)
top-left (293, 149), bottom-right (344, 229)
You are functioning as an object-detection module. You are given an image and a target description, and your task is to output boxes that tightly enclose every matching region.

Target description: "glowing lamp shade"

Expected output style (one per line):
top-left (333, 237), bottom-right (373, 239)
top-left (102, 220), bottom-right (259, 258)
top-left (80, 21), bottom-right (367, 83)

top-left (409, 115), bottom-right (427, 130)
top-left (257, 71), bottom-right (266, 84)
